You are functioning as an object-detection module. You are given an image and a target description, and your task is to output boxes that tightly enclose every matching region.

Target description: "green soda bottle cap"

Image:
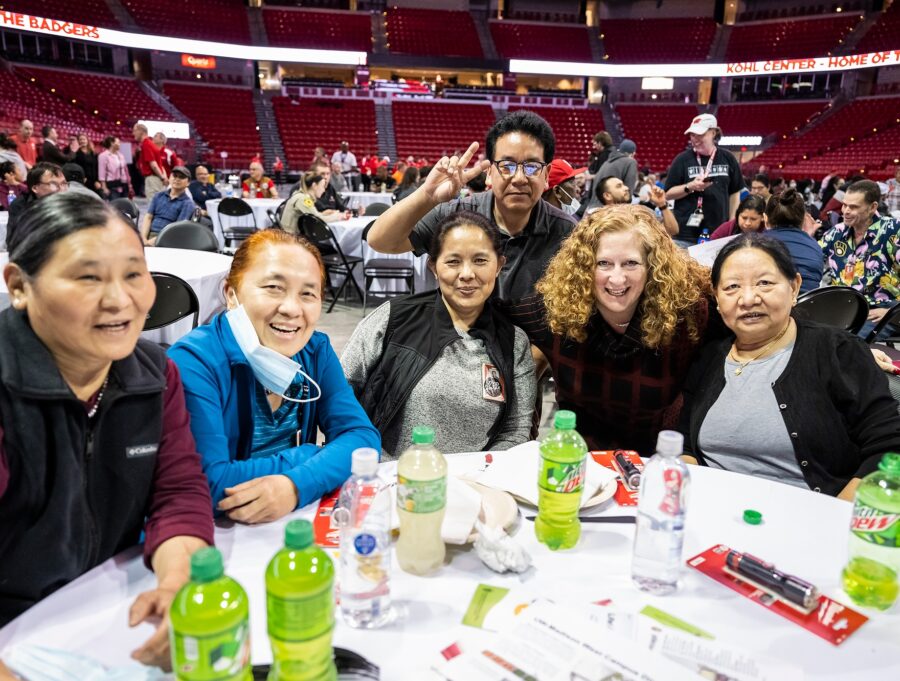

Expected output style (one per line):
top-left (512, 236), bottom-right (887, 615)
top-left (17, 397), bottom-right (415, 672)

top-left (412, 426), bottom-right (435, 445)
top-left (743, 509), bottom-right (763, 525)
top-left (285, 519), bottom-right (314, 550)
top-left (554, 410), bottom-right (576, 430)
top-left (190, 547), bottom-right (224, 583)
top-left (879, 452), bottom-right (900, 474)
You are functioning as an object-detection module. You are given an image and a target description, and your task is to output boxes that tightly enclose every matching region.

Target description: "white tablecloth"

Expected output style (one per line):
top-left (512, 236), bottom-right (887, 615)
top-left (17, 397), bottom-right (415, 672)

top-left (344, 191), bottom-right (393, 210)
top-left (331, 216), bottom-right (433, 296)
top-left (0, 248), bottom-right (231, 346)
top-left (1, 463), bottom-right (897, 679)
top-left (207, 197), bottom-right (283, 249)
top-left (0, 212), bottom-right (8, 251)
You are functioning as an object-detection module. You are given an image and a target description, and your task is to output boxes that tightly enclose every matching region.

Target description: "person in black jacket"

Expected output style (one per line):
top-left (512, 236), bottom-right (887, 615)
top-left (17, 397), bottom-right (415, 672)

top-left (678, 233), bottom-right (900, 499)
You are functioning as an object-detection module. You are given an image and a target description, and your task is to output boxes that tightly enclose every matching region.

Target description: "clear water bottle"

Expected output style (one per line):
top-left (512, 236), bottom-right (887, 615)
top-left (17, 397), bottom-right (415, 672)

top-left (7, 189), bottom-right (15, 206)
top-left (334, 448), bottom-right (392, 628)
top-left (631, 430), bottom-right (690, 595)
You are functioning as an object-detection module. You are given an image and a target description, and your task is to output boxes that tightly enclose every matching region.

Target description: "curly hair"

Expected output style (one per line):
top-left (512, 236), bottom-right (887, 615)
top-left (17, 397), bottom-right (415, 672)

top-left (536, 204), bottom-right (711, 348)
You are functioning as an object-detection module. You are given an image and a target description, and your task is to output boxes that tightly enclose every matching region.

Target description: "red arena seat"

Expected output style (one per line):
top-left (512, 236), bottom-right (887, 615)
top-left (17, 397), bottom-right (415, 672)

top-left (392, 100), bottom-right (496, 162)
top-left (507, 105), bottom-right (604, 167)
top-left (386, 8), bottom-right (482, 58)
top-left (263, 8), bottom-right (371, 51)
top-left (600, 18), bottom-right (716, 63)
top-left (489, 21), bottom-right (593, 61)
top-left (614, 104), bottom-right (701, 172)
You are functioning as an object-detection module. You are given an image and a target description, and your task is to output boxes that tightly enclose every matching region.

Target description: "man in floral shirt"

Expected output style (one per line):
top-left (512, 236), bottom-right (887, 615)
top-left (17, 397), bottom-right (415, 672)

top-left (820, 179), bottom-right (900, 335)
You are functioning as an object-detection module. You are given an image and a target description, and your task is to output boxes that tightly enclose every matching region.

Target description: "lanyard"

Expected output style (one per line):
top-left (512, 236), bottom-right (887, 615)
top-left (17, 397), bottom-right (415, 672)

top-left (693, 149), bottom-right (716, 211)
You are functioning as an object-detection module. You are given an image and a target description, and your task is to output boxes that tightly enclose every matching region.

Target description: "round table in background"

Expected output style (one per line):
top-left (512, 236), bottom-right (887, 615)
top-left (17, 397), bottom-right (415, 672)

top-left (0, 247), bottom-right (232, 346)
top-left (0, 462), bottom-right (897, 679)
top-left (207, 197), bottom-right (282, 249)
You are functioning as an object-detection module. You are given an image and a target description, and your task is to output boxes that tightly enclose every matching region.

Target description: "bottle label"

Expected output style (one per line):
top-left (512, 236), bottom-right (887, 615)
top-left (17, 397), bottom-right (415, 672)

top-left (397, 475), bottom-right (446, 513)
top-left (267, 587), bottom-right (334, 641)
top-left (538, 456), bottom-right (585, 494)
top-left (850, 502), bottom-right (899, 547)
top-left (171, 621), bottom-right (250, 680)
top-left (354, 532), bottom-right (377, 556)
top-left (659, 469), bottom-right (684, 516)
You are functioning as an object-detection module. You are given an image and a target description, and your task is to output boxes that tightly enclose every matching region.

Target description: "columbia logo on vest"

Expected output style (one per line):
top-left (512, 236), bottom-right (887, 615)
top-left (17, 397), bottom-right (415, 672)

top-left (125, 444), bottom-right (159, 458)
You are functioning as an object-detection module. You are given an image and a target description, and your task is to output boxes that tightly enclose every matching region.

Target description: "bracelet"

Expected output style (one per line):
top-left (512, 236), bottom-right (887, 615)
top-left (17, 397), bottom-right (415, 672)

top-left (684, 184), bottom-right (692, 194)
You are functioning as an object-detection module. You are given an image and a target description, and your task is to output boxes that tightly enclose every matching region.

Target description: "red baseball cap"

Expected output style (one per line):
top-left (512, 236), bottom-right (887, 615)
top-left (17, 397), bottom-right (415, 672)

top-left (548, 159), bottom-right (587, 189)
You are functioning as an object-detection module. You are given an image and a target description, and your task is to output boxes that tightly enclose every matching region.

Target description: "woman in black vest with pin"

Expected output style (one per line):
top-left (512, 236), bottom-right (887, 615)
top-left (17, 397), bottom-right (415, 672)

top-left (341, 210), bottom-right (536, 458)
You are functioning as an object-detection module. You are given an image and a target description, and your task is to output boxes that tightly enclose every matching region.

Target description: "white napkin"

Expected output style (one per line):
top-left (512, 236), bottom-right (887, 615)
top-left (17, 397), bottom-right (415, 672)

top-left (387, 474), bottom-right (484, 545)
top-left (3, 644), bottom-right (166, 681)
top-left (473, 440), bottom-right (618, 507)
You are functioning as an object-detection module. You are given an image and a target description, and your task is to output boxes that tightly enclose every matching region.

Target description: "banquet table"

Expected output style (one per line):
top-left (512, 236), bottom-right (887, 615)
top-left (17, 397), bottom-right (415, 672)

top-left (206, 197), bottom-right (282, 249)
top-left (343, 191), bottom-right (393, 211)
top-left (0, 247), bottom-right (231, 346)
top-left (1, 462), bottom-right (897, 680)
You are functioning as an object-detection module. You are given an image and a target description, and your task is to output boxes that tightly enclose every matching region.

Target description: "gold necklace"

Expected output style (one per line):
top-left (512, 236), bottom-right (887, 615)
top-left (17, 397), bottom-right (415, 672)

top-left (729, 322), bottom-right (791, 376)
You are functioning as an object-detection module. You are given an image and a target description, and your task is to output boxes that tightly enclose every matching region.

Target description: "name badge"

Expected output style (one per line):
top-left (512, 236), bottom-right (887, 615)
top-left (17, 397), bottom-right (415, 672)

top-left (125, 443), bottom-right (159, 459)
top-left (686, 211), bottom-right (703, 228)
top-left (482, 363), bottom-right (505, 403)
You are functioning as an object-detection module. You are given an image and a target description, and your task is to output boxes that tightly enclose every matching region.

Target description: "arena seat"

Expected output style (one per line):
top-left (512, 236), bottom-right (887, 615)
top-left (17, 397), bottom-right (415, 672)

top-left (163, 83), bottom-right (261, 169)
top-left (120, 0), bottom-right (251, 44)
top-left (489, 21), bottom-right (592, 61)
top-left (392, 100), bottom-right (496, 162)
top-left (263, 8), bottom-right (371, 51)
top-left (864, 1), bottom-right (900, 53)
top-left (506, 105), bottom-right (604, 167)
top-left (272, 97), bottom-right (377, 170)
top-left (386, 8), bottom-right (482, 58)
top-left (716, 101), bottom-right (830, 139)
top-left (600, 18), bottom-right (716, 63)
top-left (614, 104), bottom-right (700, 172)
top-left (724, 14), bottom-right (864, 61)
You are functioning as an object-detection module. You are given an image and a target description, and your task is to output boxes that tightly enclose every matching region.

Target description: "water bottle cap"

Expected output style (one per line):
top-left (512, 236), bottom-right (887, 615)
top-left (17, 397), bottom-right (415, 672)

top-left (411, 426), bottom-right (435, 444)
top-left (879, 452), bottom-right (900, 474)
top-left (351, 447), bottom-right (379, 475)
top-left (656, 430), bottom-right (684, 456)
top-left (190, 547), bottom-right (224, 583)
top-left (284, 519), bottom-right (314, 550)
top-left (743, 509), bottom-right (763, 525)
top-left (554, 410), bottom-right (576, 430)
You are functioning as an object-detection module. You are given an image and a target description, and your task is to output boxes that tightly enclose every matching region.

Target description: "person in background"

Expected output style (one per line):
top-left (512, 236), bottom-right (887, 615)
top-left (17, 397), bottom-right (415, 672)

top-left (678, 234), bottom-right (900, 499)
top-left (243, 161), bottom-right (278, 199)
top-left (0, 193), bottom-right (213, 669)
top-left (280, 170), bottom-right (350, 234)
top-left (597, 138), bottom-right (639, 195)
top-left (153, 132), bottom-right (180, 179)
top-left (591, 175), bottom-right (678, 236)
top-left (133, 123), bottom-right (167, 201)
top-left (542, 159), bottom-right (586, 217)
top-left (330, 161), bottom-right (349, 194)
top-left (75, 133), bottom-right (99, 193)
top-left (587, 130), bottom-right (613, 176)
top-left (141, 166), bottom-right (195, 244)
top-left (342, 211), bottom-right (535, 458)
top-left (310, 160), bottom-right (354, 215)
top-left (39, 126), bottom-right (76, 167)
top-left (273, 156), bottom-right (284, 186)
top-left (665, 113), bottom-right (745, 247)
top-left (391, 160), bottom-right (408, 186)
top-left (750, 173), bottom-right (772, 202)
top-left (370, 163), bottom-right (397, 193)
top-left (0, 161), bottom-right (27, 211)
top-left (61, 163), bottom-right (103, 201)
top-left (821, 179), bottom-right (900, 336)
top-left (168, 229), bottom-right (380, 522)
top-left (11, 119), bottom-right (36, 170)
top-left (188, 165), bottom-right (221, 222)
top-left (504, 204), bottom-right (717, 455)
top-left (331, 140), bottom-right (360, 191)
top-left (884, 165), bottom-right (900, 216)
top-left (97, 136), bottom-right (131, 200)
top-left (764, 188), bottom-right (823, 294)
top-left (710, 195), bottom-right (767, 240)
top-left (0, 133), bottom-right (27, 183)
top-left (393, 165), bottom-right (420, 203)
top-left (5, 162), bottom-right (66, 245)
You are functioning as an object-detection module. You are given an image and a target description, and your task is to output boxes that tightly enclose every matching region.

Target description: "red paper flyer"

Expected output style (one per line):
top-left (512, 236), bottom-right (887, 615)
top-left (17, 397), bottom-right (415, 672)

top-left (591, 450), bottom-right (643, 506)
top-left (687, 544), bottom-right (868, 645)
top-left (313, 488), bottom-right (342, 547)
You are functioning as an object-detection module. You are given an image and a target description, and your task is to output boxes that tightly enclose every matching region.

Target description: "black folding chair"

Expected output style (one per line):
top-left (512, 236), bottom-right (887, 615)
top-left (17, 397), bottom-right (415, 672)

top-left (865, 300), bottom-right (900, 346)
top-left (360, 220), bottom-right (415, 313)
top-left (267, 199), bottom-right (287, 228)
top-left (111, 197), bottom-right (139, 227)
top-left (145, 273), bottom-right (200, 332)
top-left (794, 286), bottom-right (869, 335)
top-left (298, 214), bottom-right (364, 313)
top-left (363, 202), bottom-right (391, 217)
top-left (217, 197), bottom-right (257, 248)
top-left (156, 220), bottom-right (220, 252)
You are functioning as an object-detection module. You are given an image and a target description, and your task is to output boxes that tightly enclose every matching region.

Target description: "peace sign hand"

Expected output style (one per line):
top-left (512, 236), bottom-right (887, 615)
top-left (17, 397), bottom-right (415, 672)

top-left (422, 142), bottom-right (491, 204)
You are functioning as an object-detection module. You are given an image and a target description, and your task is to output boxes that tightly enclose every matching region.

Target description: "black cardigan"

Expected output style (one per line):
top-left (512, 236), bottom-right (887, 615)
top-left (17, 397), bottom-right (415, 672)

top-left (677, 317), bottom-right (900, 496)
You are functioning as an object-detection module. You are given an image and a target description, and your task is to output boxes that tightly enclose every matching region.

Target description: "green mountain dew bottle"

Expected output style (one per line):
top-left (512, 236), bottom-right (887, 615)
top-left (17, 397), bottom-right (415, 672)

top-left (169, 547), bottom-right (252, 681)
top-left (266, 519), bottom-right (337, 681)
top-left (535, 410), bottom-right (588, 550)
top-left (841, 453), bottom-right (900, 610)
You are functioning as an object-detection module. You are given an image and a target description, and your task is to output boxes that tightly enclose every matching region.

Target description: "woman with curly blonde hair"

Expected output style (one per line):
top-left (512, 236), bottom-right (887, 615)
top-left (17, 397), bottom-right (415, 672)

top-left (504, 204), bottom-right (723, 454)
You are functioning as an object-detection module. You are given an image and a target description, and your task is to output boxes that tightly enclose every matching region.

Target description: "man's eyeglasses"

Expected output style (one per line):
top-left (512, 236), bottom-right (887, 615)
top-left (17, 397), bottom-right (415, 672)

top-left (38, 180), bottom-right (69, 190)
top-left (491, 160), bottom-right (547, 178)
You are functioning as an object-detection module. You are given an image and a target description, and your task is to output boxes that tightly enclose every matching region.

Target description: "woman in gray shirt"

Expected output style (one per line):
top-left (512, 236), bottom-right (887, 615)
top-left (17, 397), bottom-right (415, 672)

top-left (341, 210), bottom-right (536, 458)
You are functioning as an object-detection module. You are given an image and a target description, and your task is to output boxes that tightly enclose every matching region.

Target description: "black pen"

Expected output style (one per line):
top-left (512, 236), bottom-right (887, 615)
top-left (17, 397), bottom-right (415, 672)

top-left (726, 550), bottom-right (819, 609)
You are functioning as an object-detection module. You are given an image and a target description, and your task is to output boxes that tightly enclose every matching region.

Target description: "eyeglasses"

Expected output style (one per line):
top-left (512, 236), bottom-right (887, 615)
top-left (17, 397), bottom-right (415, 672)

top-left (38, 180), bottom-right (69, 190)
top-left (491, 160), bottom-right (547, 178)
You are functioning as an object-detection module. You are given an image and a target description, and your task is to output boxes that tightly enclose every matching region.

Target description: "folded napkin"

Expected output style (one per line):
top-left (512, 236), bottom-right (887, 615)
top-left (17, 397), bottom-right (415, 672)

top-left (387, 475), bottom-right (484, 545)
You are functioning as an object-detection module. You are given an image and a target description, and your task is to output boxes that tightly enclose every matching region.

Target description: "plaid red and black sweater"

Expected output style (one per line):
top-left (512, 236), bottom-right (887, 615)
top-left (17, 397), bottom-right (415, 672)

top-left (504, 294), bottom-right (722, 456)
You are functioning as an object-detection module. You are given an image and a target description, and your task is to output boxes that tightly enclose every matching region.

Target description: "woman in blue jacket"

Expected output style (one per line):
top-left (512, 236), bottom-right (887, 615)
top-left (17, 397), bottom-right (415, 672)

top-left (169, 229), bottom-right (380, 523)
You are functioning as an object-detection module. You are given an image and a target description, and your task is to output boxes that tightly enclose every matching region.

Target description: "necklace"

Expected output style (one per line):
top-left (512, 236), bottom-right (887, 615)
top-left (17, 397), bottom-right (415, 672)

top-left (87, 375), bottom-right (110, 419)
top-left (614, 321), bottom-right (630, 328)
top-left (729, 322), bottom-right (791, 376)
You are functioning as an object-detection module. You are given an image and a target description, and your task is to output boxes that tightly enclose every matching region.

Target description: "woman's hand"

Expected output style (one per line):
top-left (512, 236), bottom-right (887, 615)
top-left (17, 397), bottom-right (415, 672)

top-left (680, 455), bottom-right (699, 465)
top-left (129, 586), bottom-right (178, 671)
top-left (219, 475), bottom-right (298, 524)
top-left (0, 661), bottom-right (20, 680)
top-left (837, 477), bottom-right (862, 502)
top-left (870, 348), bottom-right (898, 374)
